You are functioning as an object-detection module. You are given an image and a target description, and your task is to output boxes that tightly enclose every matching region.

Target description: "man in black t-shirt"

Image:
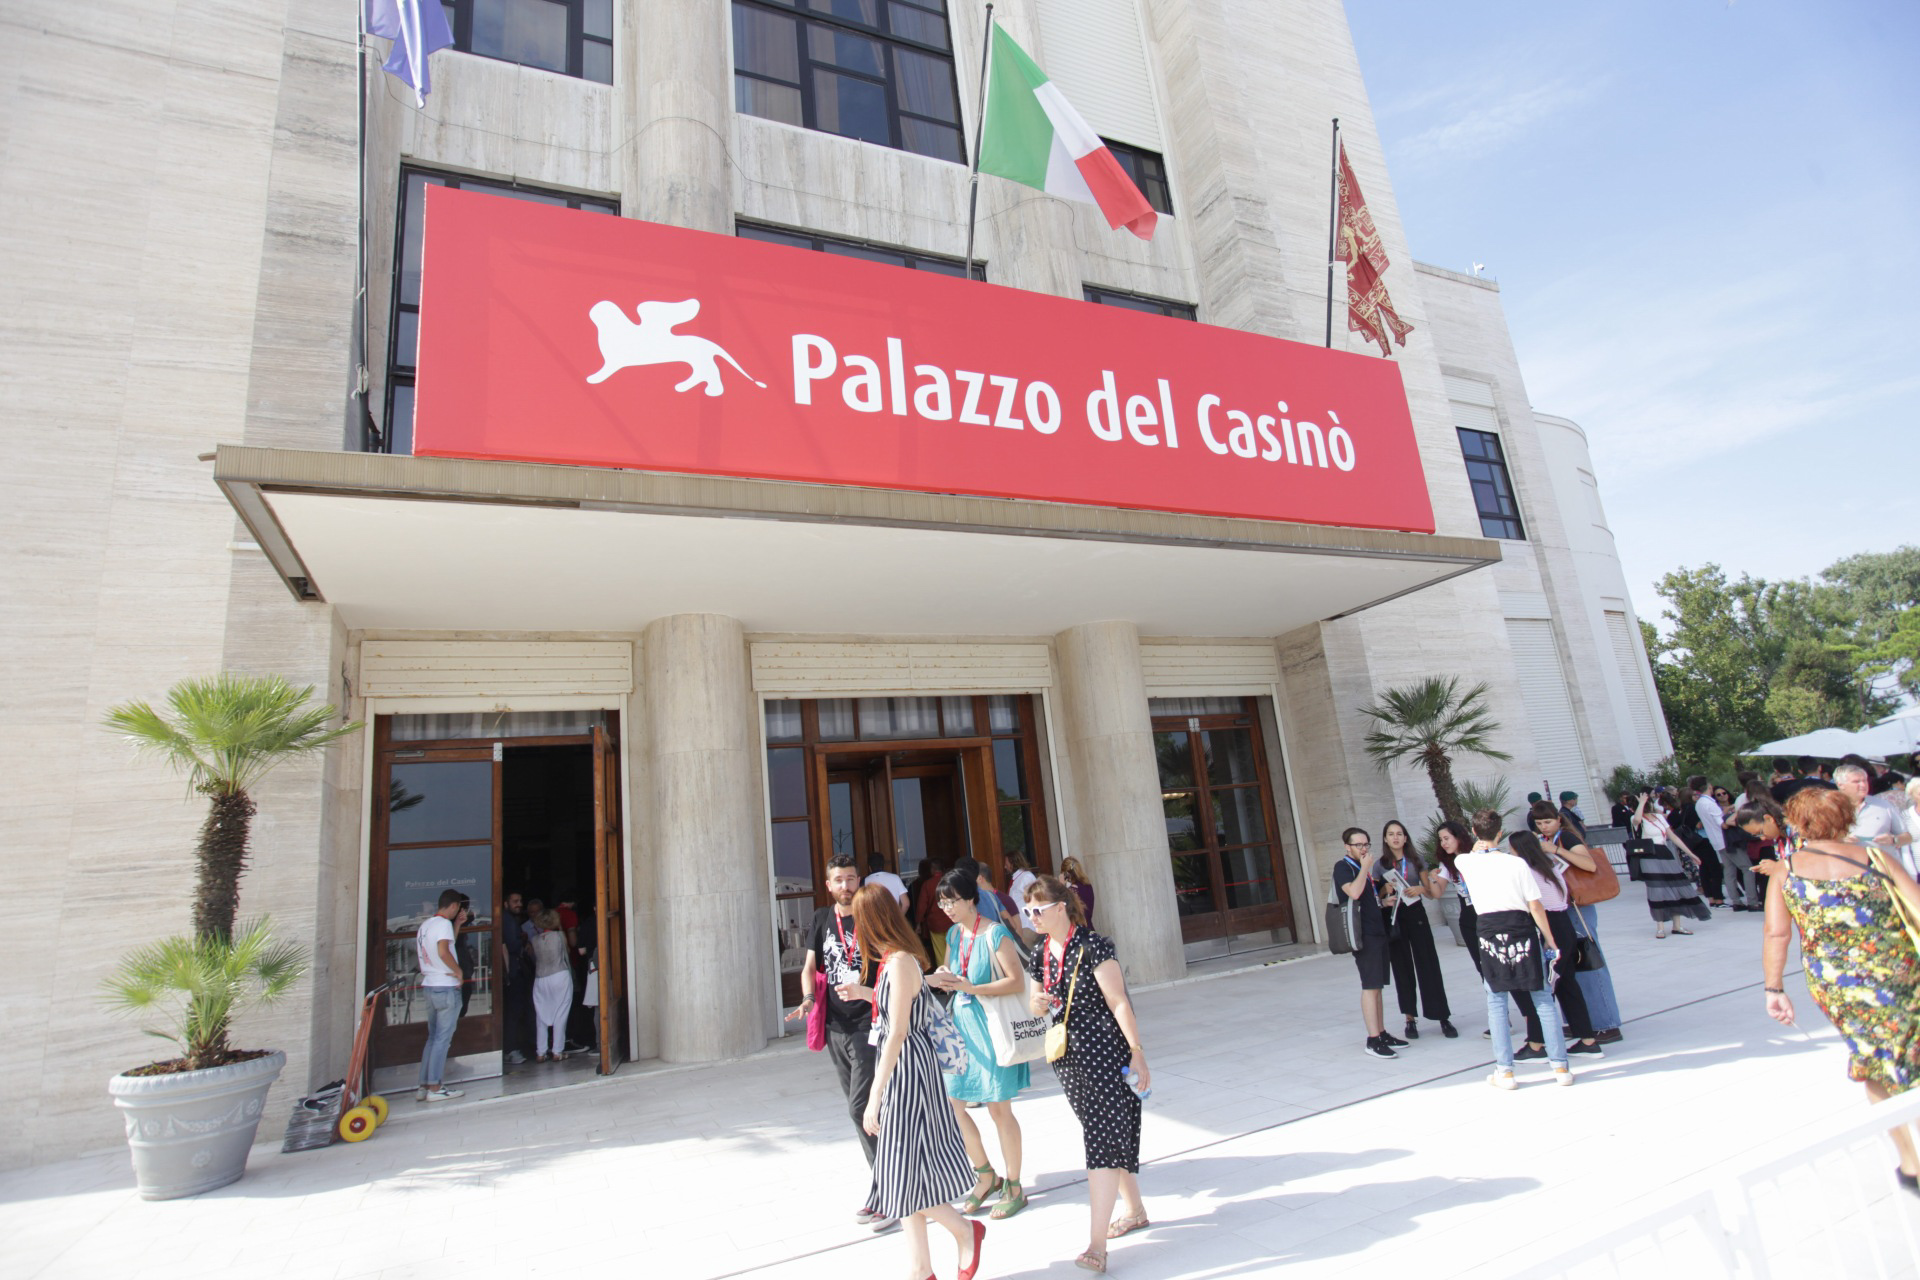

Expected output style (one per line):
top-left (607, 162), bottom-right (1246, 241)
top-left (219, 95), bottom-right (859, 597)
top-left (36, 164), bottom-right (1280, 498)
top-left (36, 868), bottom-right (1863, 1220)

top-left (785, 854), bottom-right (891, 1230)
top-left (1773, 754), bottom-right (1837, 805)
top-left (1333, 827), bottom-right (1401, 1059)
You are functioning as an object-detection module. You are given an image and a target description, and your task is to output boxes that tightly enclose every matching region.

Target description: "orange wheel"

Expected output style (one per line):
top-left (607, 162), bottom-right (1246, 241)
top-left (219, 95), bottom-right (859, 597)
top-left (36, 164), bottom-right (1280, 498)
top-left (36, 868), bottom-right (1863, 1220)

top-left (338, 1105), bottom-right (378, 1143)
top-left (364, 1094), bottom-right (389, 1126)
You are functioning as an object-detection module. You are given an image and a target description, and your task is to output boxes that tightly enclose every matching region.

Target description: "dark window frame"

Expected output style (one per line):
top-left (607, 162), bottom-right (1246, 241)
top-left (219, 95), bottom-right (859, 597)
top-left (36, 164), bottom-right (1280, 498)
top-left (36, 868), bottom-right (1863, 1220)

top-left (1457, 426), bottom-right (1526, 540)
top-left (378, 169), bottom-right (618, 455)
top-left (731, 0), bottom-right (965, 165)
top-left (1083, 285), bottom-right (1197, 320)
top-left (439, 0), bottom-right (614, 84)
top-left (738, 220), bottom-right (985, 279)
top-left (1103, 139), bottom-right (1173, 216)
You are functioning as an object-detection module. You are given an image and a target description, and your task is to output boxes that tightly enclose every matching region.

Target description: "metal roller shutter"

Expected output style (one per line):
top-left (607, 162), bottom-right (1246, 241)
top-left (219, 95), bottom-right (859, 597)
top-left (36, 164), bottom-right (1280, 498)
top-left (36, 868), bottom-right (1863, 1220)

top-left (1505, 618), bottom-right (1590, 798)
top-left (1606, 609), bottom-right (1663, 762)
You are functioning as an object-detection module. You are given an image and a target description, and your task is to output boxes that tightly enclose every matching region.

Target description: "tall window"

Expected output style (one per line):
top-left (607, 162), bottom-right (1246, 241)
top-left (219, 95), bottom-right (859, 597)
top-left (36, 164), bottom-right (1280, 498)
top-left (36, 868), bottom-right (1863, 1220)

top-left (1084, 286), bottom-right (1196, 320)
top-left (381, 171), bottom-right (617, 455)
top-left (739, 222), bottom-right (984, 279)
top-left (1104, 140), bottom-right (1172, 215)
top-left (732, 0), bottom-right (964, 164)
top-left (439, 0), bottom-right (615, 83)
top-left (1457, 427), bottom-right (1525, 540)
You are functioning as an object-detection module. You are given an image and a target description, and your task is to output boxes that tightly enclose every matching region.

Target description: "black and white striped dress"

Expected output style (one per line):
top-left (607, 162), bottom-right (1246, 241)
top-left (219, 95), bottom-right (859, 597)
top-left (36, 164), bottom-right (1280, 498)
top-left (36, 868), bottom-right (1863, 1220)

top-left (870, 964), bottom-right (974, 1220)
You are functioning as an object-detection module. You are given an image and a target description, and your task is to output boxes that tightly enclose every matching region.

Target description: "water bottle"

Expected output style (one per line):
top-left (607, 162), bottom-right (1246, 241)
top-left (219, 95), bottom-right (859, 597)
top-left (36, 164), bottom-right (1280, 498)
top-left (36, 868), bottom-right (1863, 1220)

top-left (1122, 1065), bottom-right (1152, 1102)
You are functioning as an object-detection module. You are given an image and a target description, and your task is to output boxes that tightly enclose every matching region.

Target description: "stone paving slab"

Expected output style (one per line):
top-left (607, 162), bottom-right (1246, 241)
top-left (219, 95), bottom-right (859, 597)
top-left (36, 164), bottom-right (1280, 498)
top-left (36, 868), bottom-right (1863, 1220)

top-left (5, 896), bottom-right (1915, 1279)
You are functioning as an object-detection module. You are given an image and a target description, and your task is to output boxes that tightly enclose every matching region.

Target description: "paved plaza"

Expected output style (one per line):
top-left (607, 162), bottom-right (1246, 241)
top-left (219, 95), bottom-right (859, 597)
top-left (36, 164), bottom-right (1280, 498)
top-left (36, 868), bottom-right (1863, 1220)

top-left (8, 893), bottom-right (1916, 1279)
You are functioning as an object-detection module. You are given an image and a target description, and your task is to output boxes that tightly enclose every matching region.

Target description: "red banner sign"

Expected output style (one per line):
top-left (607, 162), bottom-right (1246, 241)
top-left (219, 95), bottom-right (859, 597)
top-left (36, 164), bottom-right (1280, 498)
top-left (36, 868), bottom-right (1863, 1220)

top-left (415, 188), bottom-right (1435, 533)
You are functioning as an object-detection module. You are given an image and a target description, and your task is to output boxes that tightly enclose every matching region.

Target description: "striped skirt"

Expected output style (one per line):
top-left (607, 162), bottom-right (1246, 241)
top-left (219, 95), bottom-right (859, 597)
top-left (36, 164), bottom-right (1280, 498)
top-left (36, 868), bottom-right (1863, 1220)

top-left (870, 975), bottom-right (974, 1220)
top-left (1631, 842), bottom-right (1712, 923)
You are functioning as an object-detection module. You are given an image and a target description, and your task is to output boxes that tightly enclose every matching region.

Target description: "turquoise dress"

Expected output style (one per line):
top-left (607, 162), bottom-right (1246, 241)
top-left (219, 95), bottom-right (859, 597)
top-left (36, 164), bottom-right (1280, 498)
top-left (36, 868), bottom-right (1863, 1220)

top-left (941, 921), bottom-right (1032, 1103)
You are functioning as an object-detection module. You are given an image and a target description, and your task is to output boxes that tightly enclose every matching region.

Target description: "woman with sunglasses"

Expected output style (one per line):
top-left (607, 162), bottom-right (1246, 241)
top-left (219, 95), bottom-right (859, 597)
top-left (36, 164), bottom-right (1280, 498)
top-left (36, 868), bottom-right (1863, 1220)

top-left (925, 864), bottom-right (1032, 1221)
top-left (1022, 874), bottom-right (1150, 1273)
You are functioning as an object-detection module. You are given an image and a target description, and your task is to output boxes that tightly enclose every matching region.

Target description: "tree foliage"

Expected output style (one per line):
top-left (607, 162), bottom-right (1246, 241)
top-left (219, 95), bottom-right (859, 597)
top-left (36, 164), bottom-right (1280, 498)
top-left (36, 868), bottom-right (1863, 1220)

top-left (1358, 676), bottom-right (1511, 824)
top-left (1642, 548), bottom-right (1915, 773)
top-left (103, 673), bottom-right (359, 941)
top-left (100, 919), bottom-right (307, 1071)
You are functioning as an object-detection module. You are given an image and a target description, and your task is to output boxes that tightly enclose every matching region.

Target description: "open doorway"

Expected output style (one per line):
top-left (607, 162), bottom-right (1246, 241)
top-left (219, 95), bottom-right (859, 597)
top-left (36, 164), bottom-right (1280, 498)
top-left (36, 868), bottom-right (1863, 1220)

top-left (367, 713), bottom-right (628, 1098)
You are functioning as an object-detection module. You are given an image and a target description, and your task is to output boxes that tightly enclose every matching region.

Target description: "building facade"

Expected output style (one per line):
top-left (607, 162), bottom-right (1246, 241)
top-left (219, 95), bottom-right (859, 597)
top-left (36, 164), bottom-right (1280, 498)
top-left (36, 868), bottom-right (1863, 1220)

top-left (1, 0), bottom-right (1668, 1167)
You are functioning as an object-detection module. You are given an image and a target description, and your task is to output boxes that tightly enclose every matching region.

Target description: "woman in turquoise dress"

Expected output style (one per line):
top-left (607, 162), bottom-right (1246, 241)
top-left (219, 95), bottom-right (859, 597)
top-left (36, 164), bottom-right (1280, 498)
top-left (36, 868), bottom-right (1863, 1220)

top-left (925, 864), bottom-right (1033, 1220)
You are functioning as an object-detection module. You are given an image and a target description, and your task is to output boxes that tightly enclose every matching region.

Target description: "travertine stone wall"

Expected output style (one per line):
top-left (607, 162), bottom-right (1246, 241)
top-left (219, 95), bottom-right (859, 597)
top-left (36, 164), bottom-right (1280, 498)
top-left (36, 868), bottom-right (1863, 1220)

top-left (641, 614), bottom-right (771, 1061)
top-left (1053, 622), bottom-right (1185, 985)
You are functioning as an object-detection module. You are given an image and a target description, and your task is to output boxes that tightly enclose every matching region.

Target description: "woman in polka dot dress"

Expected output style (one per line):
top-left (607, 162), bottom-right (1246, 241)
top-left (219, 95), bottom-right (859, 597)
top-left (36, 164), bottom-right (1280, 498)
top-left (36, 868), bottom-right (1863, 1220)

top-left (1023, 874), bottom-right (1151, 1273)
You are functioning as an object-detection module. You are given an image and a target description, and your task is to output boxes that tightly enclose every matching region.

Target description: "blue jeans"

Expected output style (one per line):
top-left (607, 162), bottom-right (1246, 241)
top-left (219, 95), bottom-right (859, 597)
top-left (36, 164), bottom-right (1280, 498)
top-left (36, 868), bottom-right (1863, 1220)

top-left (418, 986), bottom-right (462, 1087)
top-left (1485, 967), bottom-right (1568, 1071)
top-left (1571, 904), bottom-right (1621, 1032)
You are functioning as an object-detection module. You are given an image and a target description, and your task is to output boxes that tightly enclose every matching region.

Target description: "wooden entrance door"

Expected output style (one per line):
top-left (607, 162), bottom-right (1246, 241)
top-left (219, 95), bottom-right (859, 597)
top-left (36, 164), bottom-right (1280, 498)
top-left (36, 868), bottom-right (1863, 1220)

top-left (1152, 702), bottom-right (1294, 944)
top-left (591, 722), bottom-right (628, 1074)
top-left (368, 732), bottom-right (503, 1073)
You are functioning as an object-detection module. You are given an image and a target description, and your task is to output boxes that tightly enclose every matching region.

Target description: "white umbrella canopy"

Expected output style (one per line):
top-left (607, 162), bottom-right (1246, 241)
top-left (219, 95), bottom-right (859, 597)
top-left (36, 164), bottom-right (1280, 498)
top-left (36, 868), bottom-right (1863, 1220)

top-left (1745, 707), bottom-right (1920, 761)
top-left (1744, 727), bottom-right (1871, 758)
top-left (1849, 706), bottom-right (1920, 757)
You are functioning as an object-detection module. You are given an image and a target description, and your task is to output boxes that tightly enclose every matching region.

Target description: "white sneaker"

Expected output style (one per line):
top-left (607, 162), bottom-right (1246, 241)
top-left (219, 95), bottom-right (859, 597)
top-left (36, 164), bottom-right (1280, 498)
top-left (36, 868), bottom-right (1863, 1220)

top-left (868, 1215), bottom-right (899, 1234)
top-left (422, 1086), bottom-right (464, 1102)
top-left (415, 1086), bottom-right (428, 1102)
top-left (1488, 1070), bottom-right (1517, 1091)
top-left (1553, 1068), bottom-right (1574, 1088)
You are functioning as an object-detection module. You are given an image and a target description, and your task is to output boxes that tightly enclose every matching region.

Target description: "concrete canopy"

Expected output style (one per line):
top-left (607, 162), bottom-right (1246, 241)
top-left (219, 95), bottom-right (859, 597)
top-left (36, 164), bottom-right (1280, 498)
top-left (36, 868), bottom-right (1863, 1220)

top-left (214, 447), bottom-right (1501, 636)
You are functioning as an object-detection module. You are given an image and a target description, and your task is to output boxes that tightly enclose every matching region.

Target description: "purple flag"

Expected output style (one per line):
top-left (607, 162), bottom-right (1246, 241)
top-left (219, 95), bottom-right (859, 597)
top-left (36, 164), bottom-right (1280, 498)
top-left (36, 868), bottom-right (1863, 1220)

top-left (365, 0), bottom-right (454, 107)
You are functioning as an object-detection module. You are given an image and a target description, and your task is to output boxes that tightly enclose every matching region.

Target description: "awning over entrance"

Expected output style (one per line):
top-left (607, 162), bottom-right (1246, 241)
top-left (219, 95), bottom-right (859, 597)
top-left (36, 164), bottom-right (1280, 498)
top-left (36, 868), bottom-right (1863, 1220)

top-left (214, 447), bottom-right (1500, 635)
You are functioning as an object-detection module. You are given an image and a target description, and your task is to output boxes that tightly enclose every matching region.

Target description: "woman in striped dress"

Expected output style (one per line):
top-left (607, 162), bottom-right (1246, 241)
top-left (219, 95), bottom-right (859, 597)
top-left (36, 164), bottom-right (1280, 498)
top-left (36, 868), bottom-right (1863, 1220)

top-left (852, 885), bottom-right (987, 1280)
top-left (1633, 792), bottom-right (1712, 937)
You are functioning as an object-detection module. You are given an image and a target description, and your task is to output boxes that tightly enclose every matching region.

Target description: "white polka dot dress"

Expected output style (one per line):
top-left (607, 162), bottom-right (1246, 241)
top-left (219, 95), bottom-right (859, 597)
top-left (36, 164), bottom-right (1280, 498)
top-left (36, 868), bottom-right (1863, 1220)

top-left (1028, 929), bottom-right (1142, 1173)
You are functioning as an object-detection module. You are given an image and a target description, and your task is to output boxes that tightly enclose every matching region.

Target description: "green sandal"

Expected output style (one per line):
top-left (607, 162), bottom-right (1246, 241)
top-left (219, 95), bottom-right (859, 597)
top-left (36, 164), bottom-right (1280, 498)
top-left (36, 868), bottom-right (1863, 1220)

top-left (961, 1165), bottom-right (1003, 1215)
top-left (989, 1178), bottom-right (1027, 1220)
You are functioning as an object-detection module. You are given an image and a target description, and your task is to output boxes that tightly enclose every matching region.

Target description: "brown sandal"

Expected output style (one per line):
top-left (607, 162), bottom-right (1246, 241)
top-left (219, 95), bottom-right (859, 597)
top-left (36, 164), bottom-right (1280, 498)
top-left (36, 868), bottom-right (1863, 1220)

top-left (1075, 1249), bottom-right (1108, 1273)
top-left (1107, 1213), bottom-right (1151, 1239)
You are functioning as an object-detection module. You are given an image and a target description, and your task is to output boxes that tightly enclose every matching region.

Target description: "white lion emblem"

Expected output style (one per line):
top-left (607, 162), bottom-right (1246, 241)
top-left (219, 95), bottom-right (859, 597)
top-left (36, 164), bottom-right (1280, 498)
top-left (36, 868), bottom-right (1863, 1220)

top-left (585, 297), bottom-right (765, 396)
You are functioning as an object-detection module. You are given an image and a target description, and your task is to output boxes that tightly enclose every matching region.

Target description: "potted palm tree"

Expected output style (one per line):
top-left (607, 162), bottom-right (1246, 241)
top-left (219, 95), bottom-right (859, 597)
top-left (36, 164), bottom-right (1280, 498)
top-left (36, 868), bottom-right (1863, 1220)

top-left (101, 674), bottom-right (357, 1200)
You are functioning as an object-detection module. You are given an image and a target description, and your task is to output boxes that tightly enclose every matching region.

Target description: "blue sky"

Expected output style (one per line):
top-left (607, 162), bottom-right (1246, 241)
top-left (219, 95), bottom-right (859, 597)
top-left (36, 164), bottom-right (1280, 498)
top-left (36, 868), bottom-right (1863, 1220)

top-left (1346, 0), bottom-right (1919, 623)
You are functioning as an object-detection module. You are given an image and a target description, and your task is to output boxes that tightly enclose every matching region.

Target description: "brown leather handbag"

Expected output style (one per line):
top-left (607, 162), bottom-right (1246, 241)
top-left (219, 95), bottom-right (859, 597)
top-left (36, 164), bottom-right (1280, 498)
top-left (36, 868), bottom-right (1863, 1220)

top-left (1563, 841), bottom-right (1622, 905)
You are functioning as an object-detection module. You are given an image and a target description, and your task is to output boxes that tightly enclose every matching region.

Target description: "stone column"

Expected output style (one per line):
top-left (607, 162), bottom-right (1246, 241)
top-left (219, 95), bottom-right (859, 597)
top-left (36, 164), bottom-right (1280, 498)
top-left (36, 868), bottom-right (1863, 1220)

top-left (643, 613), bottom-right (769, 1060)
top-left (1053, 621), bottom-right (1185, 985)
top-left (625, 0), bottom-right (732, 232)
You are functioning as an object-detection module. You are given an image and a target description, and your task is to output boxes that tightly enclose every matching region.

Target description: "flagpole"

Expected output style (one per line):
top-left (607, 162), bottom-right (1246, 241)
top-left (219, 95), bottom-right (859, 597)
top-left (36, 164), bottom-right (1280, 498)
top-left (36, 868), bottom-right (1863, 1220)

top-left (963, 3), bottom-right (994, 281)
top-left (356, 5), bottom-right (375, 449)
top-left (1325, 117), bottom-right (1339, 348)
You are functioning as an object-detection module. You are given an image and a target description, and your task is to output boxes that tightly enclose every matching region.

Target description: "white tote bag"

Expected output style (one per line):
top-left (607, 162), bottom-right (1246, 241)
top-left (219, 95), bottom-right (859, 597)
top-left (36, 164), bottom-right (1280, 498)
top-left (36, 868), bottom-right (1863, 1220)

top-left (979, 944), bottom-right (1048, 1067)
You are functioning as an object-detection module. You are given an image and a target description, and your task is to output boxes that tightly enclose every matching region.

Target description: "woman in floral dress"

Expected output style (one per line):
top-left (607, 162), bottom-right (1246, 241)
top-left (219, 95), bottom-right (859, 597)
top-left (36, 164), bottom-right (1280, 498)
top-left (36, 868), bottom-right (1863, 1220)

top-left (1763, 787), bottom-right (1920, 1196)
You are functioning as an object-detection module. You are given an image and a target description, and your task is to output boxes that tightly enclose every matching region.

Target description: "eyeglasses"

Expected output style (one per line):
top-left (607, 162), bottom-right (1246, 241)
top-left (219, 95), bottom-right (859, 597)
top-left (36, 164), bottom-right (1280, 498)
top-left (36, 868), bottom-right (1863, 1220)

top-left (1345, 840), bottom-right (1370, 848)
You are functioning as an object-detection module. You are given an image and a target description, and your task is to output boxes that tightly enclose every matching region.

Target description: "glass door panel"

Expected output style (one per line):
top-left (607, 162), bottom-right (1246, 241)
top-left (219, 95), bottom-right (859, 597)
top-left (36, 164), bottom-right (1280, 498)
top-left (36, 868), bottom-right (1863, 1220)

top-left (369, 744), bottom-right (502, 1079)
top-left (1152, 703), bottom-right (1293, 947)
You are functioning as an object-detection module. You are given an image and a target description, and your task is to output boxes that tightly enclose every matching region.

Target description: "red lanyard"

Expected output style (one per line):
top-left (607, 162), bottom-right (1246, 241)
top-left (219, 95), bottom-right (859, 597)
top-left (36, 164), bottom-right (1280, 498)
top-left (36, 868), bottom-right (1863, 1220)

top-left (833, 910), bottom-right (857, 962)
top-left (1043, 926), bottom-right (1077, 995)
top-left (957, 919), bottom-right (987, 978)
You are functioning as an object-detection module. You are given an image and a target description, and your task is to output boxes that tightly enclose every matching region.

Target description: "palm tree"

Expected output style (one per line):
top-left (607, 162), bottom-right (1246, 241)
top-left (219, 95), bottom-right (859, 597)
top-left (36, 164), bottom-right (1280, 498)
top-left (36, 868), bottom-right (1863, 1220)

top-left (101, 920), bottom-right (307, 1070)
top-left (1358, 676), bottom-right (1511, 824)
top-left (104, 674), bottom-right (359, 942)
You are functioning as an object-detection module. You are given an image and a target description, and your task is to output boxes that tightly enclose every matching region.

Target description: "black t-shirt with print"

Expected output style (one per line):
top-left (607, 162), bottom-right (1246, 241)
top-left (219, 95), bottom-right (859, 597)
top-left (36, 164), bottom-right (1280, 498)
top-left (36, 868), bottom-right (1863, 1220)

top-left (1332, 856), bottom-right (1388, 937)
top-left (807, 906), bottom-right (873, 1035)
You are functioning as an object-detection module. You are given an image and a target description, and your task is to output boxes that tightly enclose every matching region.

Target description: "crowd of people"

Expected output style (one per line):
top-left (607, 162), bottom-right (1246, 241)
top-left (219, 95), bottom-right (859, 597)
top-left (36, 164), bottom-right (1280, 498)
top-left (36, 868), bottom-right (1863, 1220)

top-left (790, 854), bottom-right (1150, 1274)
top-left (769, 746), bottom-right (1917, 1277)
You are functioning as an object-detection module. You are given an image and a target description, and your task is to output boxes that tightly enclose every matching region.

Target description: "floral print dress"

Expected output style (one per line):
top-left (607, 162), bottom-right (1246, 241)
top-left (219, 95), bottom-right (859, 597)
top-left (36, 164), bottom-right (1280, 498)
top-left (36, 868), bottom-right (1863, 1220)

top-left (1781, 848), bottom-right (1920, 1093)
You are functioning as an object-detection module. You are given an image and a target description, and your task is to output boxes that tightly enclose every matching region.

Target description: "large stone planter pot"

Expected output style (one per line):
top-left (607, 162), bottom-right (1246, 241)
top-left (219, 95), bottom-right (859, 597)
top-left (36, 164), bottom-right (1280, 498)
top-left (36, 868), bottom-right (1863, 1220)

top-left (108, 1050), bottom-right (285, 1200)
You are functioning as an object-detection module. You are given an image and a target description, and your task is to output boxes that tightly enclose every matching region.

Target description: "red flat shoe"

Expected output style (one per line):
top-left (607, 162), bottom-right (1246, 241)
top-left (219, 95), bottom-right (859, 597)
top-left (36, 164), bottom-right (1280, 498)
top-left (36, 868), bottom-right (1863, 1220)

top-left (959, 1218), bottom-right (987, 1280)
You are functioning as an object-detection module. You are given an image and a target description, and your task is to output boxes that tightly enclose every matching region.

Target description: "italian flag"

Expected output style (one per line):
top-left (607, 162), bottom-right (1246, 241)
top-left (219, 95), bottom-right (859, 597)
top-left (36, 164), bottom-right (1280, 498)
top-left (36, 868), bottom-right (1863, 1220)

top-left (977, 23), bottom-right (1157, 241)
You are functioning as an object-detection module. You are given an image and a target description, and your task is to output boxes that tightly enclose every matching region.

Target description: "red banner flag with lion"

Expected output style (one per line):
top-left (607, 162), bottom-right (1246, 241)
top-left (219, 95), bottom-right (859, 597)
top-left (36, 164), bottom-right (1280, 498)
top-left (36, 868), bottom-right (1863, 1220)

top-left (1335, 142), bottom-right (1413, 357)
